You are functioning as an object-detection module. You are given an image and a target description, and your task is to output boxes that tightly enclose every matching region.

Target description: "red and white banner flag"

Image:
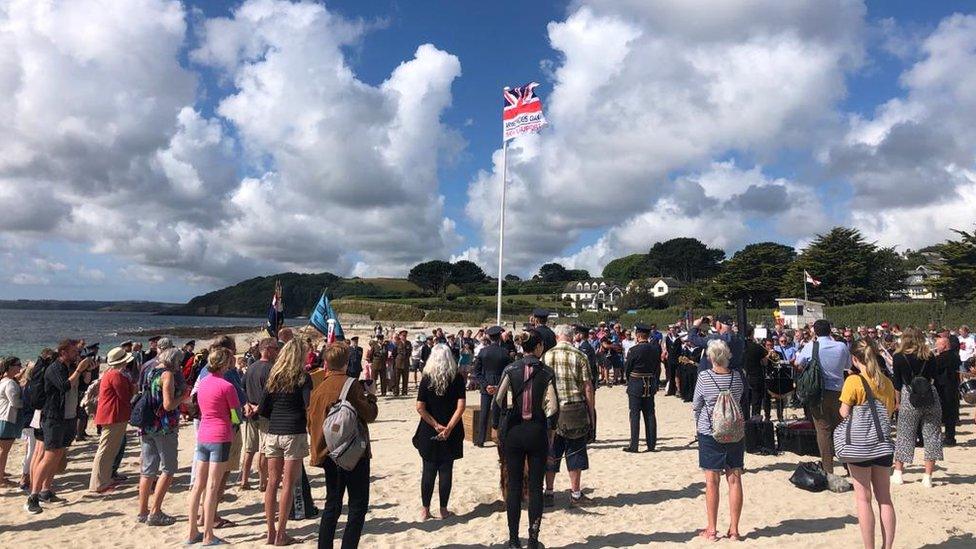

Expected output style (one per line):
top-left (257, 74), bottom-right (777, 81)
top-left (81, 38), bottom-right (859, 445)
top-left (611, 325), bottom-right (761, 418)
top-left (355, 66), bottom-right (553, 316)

top-left (804, 270), bottom-right (821, 287)
top-left (503, 82), bottom-right (548, 141)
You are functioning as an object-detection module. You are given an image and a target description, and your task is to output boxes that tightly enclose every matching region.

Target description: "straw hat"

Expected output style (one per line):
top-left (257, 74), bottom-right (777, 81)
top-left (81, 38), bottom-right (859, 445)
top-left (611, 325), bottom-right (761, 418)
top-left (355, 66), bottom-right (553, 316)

top-left (106, 346), bottom-right (134, 367)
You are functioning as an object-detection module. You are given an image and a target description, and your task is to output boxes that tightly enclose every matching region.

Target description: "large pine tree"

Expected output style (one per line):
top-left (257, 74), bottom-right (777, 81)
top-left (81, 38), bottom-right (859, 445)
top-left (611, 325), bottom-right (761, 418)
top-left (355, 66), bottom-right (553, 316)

top-left (931, 229), bottom-right (976, 302)
top-left (712, 242), bottom-right (795, 307)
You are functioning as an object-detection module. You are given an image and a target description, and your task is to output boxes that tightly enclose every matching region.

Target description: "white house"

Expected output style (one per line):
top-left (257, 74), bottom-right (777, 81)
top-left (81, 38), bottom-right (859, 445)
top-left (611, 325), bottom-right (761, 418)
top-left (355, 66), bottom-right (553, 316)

top-left (561, 279), bottom-right (624, 311)
top-left (899, 265), bottom-right (940, 300)
top-left (626, 277), bottom-right (685, 298)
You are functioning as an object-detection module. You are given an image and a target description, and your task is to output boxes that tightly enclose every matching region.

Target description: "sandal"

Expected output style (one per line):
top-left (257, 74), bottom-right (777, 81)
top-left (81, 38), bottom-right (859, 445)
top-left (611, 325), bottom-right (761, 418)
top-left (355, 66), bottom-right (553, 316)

top-left (202, 537), bottom-right (227, 546)
top-left (184, 533), bottom-right (204, 545)
top-left (698, 529), bottom-right (718, 542)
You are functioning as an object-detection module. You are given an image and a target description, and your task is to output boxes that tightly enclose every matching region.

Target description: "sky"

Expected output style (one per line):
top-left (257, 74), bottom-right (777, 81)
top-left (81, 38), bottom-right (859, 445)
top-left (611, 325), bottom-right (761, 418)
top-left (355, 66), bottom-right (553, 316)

top-left (1, 0), bottom-right (976, 303)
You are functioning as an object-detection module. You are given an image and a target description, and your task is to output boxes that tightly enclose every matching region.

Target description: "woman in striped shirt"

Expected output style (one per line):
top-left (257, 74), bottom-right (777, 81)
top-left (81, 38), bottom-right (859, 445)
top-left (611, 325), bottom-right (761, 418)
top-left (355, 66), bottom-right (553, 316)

top-left (840, 340), bottom-right (896, 549)
top-left (693, 340), bottom-right (745, 542)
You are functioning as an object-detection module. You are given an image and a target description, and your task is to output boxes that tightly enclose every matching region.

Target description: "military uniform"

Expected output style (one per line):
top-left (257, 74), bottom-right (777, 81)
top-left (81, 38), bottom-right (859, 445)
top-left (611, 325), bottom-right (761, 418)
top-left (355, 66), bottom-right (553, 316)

top-left (368, 339), bottom-right (390, 396)
top-left (624, 326), bottom-right (663, 452)
top-left (472, 327), bottom-right (512, 446)
top-left (393, 338), bottom-right (412, 396)
top-left (664, 331), bottom-right (683, 396)
top-left (531, 309), bottom-right (557, 353)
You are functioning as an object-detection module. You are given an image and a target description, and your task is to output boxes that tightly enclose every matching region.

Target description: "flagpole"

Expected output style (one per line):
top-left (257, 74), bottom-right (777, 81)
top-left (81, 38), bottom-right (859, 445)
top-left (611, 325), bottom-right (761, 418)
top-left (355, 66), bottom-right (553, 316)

top-left (803, 272), bottom-right (808, 302)
top-left (496, 138), bottom-right (509, 325)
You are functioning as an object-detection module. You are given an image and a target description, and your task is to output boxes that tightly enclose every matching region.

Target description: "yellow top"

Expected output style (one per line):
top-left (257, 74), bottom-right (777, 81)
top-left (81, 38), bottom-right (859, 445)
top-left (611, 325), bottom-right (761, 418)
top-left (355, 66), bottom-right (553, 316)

top-left (839, 373), bottom-right (896, 415)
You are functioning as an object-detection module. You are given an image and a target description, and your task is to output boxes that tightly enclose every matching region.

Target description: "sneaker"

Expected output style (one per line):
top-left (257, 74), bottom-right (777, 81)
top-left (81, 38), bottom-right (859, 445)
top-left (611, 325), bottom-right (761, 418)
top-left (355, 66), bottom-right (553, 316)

top-left (890, 469), bottom-right (903, 485)
top-left (543, 492), bottom-right (554, 508)
top-left (38, 490), bottom-right (64, 503)
top-left (921, 474), bottom-right (933, 488)
top-left (25, 495), bottom-right (42, 514)
top-left (137, 514), bottom-right (148, 523)
top-left (147, 512), bottom-right (177, 526)
top-left (570, 492), bottom-right (592, 506)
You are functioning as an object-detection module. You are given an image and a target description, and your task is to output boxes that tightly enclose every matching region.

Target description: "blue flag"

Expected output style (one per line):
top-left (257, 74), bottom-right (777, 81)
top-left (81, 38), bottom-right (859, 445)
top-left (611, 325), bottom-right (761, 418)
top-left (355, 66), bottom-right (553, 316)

top-left (310, 293), bottom-right (344, 341)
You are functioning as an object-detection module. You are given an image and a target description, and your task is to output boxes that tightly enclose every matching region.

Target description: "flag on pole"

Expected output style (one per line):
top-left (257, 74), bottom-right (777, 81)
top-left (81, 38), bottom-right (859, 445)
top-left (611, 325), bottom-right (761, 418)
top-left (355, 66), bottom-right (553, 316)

top-left (804, 270), bottom-right (822, 287)
top-left (310, 293), bottom-right (344, 343)
top-left (503, 82), bottom-right (548, 141)
top-left (266, 280), bottom-right (284, 338)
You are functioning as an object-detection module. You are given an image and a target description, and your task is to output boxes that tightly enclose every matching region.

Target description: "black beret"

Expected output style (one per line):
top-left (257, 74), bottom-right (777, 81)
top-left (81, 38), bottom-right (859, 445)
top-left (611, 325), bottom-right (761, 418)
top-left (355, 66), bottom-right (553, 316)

top-left (531, 308), bottom-right (549, 318)
top-left (486, 326), bottom-right (504, 337)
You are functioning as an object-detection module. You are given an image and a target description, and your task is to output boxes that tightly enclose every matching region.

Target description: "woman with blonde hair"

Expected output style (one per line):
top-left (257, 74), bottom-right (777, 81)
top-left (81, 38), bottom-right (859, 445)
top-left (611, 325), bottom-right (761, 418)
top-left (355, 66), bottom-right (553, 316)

top-left (260, 338), bottom-right (313, 546)
top-left (840, 340), bottom-right (896, 549)
top-left (412, 344), bottom-right (466, 520)
top-left (186, 347), bottom-right (240, 545)
top-left (891, 327), bottom-right (942, 487)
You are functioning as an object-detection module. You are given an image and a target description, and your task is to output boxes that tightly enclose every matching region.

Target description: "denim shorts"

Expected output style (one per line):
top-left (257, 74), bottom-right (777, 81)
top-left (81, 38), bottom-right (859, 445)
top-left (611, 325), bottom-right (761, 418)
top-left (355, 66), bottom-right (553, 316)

top-left (196, 441), bottom-right (231, 463)
top-left (141, 431), bottom-right (179, 477)
top-left (547, 434), bottom-right (589, 472)
top-left (698, 434), bottom-right (745, 471)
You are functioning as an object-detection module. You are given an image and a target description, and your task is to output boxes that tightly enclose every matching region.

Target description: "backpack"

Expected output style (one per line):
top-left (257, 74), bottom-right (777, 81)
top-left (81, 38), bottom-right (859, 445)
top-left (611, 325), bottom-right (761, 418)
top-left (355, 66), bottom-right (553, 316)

top-left (24, 358), bottom-right (52, 412)
top-left (795, 341), bottom-right (824, 406)
top-left (81, 379), bottom-right (101, 415)
top-left (129, 369), bottom-right (156, 430)
top-left (708, 370), bottom-right (744, 443)
top-left (906, 357), bottom-right (935, 408)
top-left (322, 378), bottom-right (368, 471)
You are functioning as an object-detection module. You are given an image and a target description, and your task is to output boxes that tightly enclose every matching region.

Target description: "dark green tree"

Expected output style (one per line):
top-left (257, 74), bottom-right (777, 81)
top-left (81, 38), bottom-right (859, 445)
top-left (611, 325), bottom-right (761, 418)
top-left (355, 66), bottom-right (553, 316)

top-left (646, 238), bottom-right (726, 282)
top-left (602, 253), bottom-right (653, 281)
top-left (408, 260), bottom-right (454, 294)
top-left (565, 268), bottom-right (591, 280)
top-left (931, 229), bottom-right (976, 302)
top-left (711, 242), bottom-right (796, 307)
top-left (448, 260), bottom-right (487, 284)
top-left (504, 274), bottom-right (521, 282)
top-left (537, 262), bottom-right (568, 282)
top-left (780, 227), bottom-right (905, 305)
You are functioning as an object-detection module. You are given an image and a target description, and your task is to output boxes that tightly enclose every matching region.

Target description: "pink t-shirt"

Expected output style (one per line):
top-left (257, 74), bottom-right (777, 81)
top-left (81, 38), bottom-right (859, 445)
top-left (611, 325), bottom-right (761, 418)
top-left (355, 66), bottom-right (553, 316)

top-left (196, 373), bottom-right (240, 444)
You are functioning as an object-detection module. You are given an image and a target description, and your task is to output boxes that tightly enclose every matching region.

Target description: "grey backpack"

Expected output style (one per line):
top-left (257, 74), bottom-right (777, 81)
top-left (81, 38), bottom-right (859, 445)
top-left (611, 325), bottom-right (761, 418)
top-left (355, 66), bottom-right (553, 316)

top-left (322, 378), bottom-right (368, 471)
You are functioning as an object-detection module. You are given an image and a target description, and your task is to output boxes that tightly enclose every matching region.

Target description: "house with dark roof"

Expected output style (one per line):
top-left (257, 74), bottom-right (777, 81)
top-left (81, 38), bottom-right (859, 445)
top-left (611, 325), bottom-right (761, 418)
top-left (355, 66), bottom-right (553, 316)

top-left (560, 279), bottom-right (624, 312)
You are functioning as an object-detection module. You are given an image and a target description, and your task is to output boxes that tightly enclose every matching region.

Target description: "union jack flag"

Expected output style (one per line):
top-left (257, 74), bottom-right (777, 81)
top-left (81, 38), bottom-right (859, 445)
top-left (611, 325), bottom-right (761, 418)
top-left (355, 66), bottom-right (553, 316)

top-left (503, 82), bottom-right (548, 141)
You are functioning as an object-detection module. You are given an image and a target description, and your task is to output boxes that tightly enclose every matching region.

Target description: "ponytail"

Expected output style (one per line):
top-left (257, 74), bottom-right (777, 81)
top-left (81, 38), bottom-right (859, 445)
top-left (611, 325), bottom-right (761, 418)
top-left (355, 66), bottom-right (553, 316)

top-left (851, 340), bottom-right (882, 388)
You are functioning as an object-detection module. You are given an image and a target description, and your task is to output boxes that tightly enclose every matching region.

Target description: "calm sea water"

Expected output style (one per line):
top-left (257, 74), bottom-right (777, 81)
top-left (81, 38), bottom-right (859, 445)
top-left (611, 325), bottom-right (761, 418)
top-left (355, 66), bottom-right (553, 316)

top-left (0, 309), bottom-right (269, 360)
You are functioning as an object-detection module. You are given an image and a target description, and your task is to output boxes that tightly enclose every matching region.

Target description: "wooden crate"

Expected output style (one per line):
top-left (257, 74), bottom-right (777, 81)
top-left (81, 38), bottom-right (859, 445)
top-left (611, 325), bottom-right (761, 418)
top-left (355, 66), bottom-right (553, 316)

top-left (462, 404), bottom-right (486, 445)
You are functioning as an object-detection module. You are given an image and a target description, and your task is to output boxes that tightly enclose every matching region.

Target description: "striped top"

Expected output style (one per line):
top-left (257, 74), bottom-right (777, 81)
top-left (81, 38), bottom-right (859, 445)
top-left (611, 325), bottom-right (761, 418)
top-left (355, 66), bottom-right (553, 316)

top-left (693, 369), bottom-right (745, 436)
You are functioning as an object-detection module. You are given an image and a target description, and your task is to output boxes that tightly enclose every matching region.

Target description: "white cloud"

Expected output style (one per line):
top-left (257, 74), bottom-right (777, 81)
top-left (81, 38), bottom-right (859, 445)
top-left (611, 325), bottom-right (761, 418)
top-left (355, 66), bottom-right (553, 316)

top-left (33, 259), bottom-right (67, 272)
top-left (463, 0), bottom-right (864, 276)
top-left (0, 0), bottom-right (464, 289)
top-left (77, 266), bottom-right (106, 282)
top-left (9, 273), bottom-right (49, 286)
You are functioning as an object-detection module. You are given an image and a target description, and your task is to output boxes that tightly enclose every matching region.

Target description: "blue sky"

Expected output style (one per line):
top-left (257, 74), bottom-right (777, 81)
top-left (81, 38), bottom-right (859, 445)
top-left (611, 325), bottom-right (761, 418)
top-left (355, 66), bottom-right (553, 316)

top-left (1, 0), bottom-right (975, 303)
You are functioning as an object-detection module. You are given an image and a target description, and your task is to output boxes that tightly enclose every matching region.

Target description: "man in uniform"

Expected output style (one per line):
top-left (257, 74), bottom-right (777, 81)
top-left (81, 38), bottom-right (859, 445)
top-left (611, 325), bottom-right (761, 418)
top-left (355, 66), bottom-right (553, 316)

top-left (471, 326), bottom-right (510, 447)
top-left (530, 308), bottom-right (557, 353)
top-left (366, 334), bottom-right (390, 396)
top-left (623, 324), bottom-right (662, 453)
top-left (393, 330), bottom-right (412, 396)
top-left (346, 336), bottom-right (363, 380)
top-left (664, 324), bottom-right (683, 396)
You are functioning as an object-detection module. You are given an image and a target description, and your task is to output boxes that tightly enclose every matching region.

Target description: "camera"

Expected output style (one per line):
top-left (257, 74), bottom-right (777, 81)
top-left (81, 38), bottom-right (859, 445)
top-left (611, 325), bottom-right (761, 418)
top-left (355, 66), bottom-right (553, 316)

top-left (81, 343), bottom-right (100, 360)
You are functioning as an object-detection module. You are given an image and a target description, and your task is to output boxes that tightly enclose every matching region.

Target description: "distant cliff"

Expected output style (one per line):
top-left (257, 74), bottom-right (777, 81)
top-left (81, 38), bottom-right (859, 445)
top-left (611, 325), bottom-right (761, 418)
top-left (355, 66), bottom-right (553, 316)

top-left (0, 300), bottom-right (178, 313)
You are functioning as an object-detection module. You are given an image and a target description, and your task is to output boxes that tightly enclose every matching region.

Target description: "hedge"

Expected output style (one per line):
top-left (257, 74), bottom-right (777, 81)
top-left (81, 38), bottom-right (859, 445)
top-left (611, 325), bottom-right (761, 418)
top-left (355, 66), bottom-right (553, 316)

top-left (332, 299), bottom-right (425, 321)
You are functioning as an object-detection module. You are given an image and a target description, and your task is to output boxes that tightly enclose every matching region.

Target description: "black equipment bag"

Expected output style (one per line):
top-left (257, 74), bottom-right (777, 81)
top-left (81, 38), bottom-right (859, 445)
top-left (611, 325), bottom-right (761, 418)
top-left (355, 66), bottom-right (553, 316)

top-left (789, 461), bottom-right (828, 492)
top-left (744, 418), bottom-right (776, 454)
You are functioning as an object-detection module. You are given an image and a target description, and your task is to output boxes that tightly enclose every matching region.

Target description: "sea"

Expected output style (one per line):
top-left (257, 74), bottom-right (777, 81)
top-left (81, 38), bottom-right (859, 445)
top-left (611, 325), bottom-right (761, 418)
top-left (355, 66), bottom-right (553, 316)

top-left (0, 308), bottom-right (270, 360)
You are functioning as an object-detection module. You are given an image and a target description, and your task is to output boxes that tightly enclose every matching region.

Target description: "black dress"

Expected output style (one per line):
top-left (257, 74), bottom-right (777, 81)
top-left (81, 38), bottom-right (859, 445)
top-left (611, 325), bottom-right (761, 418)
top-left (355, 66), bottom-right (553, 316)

top-left (413, 374), bottom-right (466, 462)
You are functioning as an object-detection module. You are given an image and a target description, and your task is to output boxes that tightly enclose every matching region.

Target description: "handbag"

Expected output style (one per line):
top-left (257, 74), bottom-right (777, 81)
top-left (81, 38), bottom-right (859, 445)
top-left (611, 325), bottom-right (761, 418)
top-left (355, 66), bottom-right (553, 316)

top-left (555, 400), bottom-right (591, 440)
top-left (833, 375), bottom-right (894, 464)
top-left (789, 461), bottom-right (828, 492)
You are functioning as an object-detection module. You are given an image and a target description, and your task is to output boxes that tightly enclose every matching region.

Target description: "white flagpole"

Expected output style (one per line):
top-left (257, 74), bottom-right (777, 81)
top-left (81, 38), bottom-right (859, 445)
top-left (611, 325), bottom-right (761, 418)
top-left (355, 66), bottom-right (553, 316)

top-left (803, 271), bottom-right (808, 302)
top-left (496, 139), bottom-right (509, 325)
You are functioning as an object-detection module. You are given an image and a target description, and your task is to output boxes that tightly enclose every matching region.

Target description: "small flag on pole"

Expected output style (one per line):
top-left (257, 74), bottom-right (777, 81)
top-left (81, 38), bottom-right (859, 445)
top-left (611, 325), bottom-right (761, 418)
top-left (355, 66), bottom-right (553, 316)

top-left (804, 270), bottom-right (822, 287)
top-left (266, 280), bottom-right (284, 338)
top-left (503, 82), bottom-right (548, 141)
top-left (310, 293), bottom-right (344, 343)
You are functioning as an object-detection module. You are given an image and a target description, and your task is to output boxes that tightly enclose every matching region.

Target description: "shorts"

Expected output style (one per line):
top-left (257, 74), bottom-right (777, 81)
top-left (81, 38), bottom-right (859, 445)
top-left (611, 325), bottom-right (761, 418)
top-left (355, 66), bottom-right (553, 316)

top-left (263, 433), bottom-right (309, 460)
top-left (0, 420), bottom-right (20, 440)
top-left (141, 431), bottom-right (179, 477)
top-left (196, 441), bottom-right (232, 463)
top-left (698, 434), bottom-right (745, 472)
top-left (243, 417), bottom-right (269, 453)
top-left (228, 427), bottom-right (242, 469)
top-left (848, 454), bottom-right (894, 468)
top-left (42, 419), bottom-right (76, 450)
top-left (547, 434), bottom-right (589, 472)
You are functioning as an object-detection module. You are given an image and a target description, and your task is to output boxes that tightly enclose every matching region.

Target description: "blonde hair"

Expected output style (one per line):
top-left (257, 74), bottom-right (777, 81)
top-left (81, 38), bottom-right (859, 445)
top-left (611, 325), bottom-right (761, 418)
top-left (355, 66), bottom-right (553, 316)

top-left (207, 348), bottom-right (234, 373)
top-left (266, 339), bottom-right (307, 394)
top-left (706, 340), bottom-right (731, 368)
top-left (422, 344), bottom-right (458, 396)
top-left (895, 327), bottom-right (932, 360)
top-left (851, 339), bottom-right (884, 389)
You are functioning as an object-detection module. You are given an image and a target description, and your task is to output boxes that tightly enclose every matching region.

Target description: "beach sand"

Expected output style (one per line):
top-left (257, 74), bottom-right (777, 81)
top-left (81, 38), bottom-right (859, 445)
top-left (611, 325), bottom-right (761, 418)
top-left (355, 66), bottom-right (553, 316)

top-left (2, 386), bottom-right (974, 548)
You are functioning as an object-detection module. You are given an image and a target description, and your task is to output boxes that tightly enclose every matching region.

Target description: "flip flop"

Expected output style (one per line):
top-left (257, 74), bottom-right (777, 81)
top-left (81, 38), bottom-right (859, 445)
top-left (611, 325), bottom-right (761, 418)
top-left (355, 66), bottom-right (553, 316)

top-left (184, 533), bottom-right (204, 545)
top-left (274, 534), bottom-right (297, 546)
top-left (698, 529), bottom-right (718, 542)
top-left (202, 537), bottom-right (227, 546)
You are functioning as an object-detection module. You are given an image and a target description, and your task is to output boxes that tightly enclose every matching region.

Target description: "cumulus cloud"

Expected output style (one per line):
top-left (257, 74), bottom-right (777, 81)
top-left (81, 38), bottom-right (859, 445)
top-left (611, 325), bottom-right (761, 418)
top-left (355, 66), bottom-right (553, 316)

top-left (462, 0), bottom-right (865, 276)
top-left (0, 0), bottom-right (463, 291)
top-left (828, 14), bottom-right (976, 248)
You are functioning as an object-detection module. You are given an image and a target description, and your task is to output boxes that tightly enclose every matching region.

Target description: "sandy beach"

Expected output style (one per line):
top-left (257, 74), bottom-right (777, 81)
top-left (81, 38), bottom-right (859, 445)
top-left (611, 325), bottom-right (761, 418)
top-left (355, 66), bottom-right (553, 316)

top-left (1, 380), bottom-right (974, 548)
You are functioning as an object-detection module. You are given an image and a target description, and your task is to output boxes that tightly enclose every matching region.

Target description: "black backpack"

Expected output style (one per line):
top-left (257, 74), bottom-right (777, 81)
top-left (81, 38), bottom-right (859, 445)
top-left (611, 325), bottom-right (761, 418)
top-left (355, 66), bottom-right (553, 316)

top-left (907, 357), bottom-right (935, 408)
top-left (24, 357), bottom-right (52, 412)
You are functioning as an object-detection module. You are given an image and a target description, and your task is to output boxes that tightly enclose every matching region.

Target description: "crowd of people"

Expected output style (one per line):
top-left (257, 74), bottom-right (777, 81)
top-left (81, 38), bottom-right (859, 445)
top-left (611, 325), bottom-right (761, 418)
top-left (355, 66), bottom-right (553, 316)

top-left (0, 308), bottom-right (973, 549)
